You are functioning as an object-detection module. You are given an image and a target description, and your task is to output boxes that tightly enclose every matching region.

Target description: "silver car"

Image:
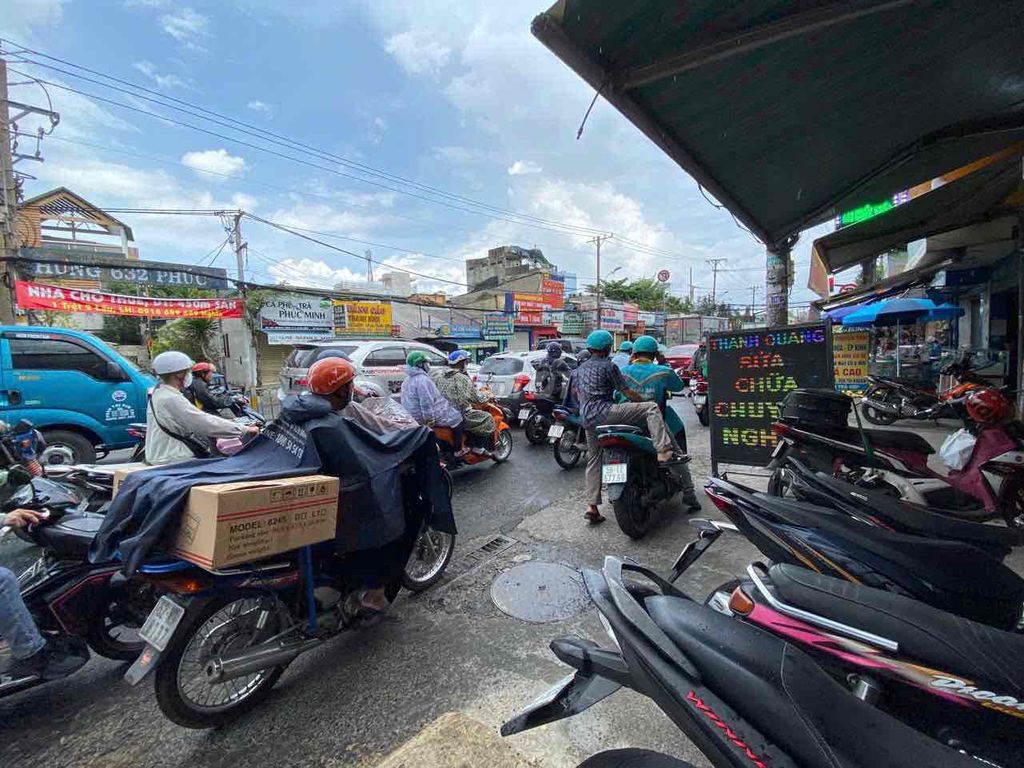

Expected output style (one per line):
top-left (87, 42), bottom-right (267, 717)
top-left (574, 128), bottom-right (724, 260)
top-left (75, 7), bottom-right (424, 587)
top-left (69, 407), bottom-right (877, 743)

top-left (475, 350), bottom-right (577, 416)
top-left (278, 339), bottom-right (448, 398)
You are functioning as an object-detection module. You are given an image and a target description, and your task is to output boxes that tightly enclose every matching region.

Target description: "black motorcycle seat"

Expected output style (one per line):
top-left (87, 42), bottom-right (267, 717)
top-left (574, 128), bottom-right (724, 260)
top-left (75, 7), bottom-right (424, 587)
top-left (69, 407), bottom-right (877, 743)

top-left (829, 425), bottom-right (936, 455)
top-left (871, 375), bottom-right (936, 392)
top-left (769, 564), bottom-right (1024, 700)
top-left (644, 595), bottom-right (980, 768)
top-left (596, 424), bottom-right (643, 435)
top-left (35, 513), bottom-right (103, 560)
top-left (805, 469), bottom-right (1021, 551)
top-left (748, 491), bottom-right (1024, 629)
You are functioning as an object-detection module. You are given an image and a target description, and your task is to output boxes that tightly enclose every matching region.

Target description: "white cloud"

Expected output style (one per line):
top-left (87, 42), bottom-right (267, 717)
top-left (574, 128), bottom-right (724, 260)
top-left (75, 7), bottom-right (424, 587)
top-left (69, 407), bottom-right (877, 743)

top-left (159, 7), bottom-right (210, 48)
top-left (247, 100), bottom-right (273, 117)
top-left (268, 200), bottom-right (385, 238)
top-left (373, 116), bottom-right (388, 131)
top-left (1, 0), bottom-right (65, 41)
top-left (181, 149), bottom-right (247, 178)
top-left (434, 146), bottom-right (494, 165)
top-left (507, 160), bottom-right (542, 176)
top-left (132, 61), bottom-right (188, 89)
top-left (384, 30), bottom-right (451, 77)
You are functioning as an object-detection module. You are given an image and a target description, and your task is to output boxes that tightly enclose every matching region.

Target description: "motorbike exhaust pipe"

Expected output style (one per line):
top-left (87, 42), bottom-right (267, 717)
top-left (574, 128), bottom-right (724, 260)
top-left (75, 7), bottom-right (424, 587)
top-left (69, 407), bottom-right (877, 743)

top-left (861, 397), bottom-right (898, 415)
top-left (204, 637), bottom-right (322, 682)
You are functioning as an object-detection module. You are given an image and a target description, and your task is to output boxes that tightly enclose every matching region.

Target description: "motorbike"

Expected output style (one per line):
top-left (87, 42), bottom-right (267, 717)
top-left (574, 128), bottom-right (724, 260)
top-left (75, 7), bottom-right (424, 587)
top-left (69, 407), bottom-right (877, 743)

top-left (693, 562), bottom-right (1024, 766)
top-left (520, 392), bottom-right (558, 446)
top-left (0, 466), bottom-right (155, 699)
top-left (433, 400), bottom-right (513, 468)
top-left (598, 418), bottom-right (694, 539)
top-left (550, 405), bottom-right (587, 470)
top-left (860, 354), bottom-right (988, 425)
top-left (768, 388), bottom-right (1024, 526)
top-left (125, 400), bottom-right (267, 463)
top-left (698, 476), bottom-right (1024, 630)
top-left (124, 503), bottom-right (455, 728)
top-left (501, 555), bottom-right (984, 768)
top-left (689, 372), bottom-right (709, 427)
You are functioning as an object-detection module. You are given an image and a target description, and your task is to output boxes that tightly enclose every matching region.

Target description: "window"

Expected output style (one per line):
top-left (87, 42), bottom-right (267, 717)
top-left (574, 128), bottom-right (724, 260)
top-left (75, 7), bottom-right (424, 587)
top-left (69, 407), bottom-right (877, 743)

top-left (479, 357), bottom-right (524, 375)
top-left (363, 346), bottom-right (407, 367)
top-left (285, 345), bottom-right (357, 368)
top-left (9, 337), bottom-right (113, 380)
top-left (417, 348), bottom-right (447, 366)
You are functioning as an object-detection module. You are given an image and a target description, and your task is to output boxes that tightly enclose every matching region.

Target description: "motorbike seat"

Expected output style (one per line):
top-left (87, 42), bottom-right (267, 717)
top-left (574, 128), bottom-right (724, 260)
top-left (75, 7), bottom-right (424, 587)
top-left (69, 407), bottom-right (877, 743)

top-left (871, 375), bottom-right (936, 393)
top-left (596, 424), bottom-right (643, 435)
top-left (644, 595), bottom-right (980, 768)
top-left (808, 424), bottom-right (935, 455)
top-left (768, 564), bottom-right (1024, 700)
top-left (34, 512), bottom-right (104, 560)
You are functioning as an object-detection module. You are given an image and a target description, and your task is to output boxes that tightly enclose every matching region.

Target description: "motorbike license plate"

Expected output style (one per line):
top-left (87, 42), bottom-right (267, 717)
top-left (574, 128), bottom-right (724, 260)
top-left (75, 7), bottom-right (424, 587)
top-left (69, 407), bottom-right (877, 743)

top-left (693, 394), bottom-right (707, 406)
top-left (602, 463), bottom-right (628, 484)
top-left (518, 408), bottom-right (532, 421)
top-left (548, 424), bottom-right (565, 439)
top-left (138, 596), bottom-right (186, 652)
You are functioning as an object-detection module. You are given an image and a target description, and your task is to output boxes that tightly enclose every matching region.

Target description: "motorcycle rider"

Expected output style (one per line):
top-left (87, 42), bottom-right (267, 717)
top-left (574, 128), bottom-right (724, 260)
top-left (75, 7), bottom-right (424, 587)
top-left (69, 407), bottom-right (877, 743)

top-left (577, 330), bottom-right (679, 523)
top-left (431, 350), bottom-right (495, 453)
top-left (1, 509), bottom-right (88, 680)
top-left (281, 357), bottom-right (435, 614)
top-left (186, 362), bottom-right (240, 414)
top-left (611, 340), bottom-right (633, 369)
top-left (619, 335), bottom-right (700, 512)
top-left (146, 351), bottom-right (257, 465)
top-left (532, 342), bottom-right (572, 400)
top-left (401, 351), bottom-right (467, 456)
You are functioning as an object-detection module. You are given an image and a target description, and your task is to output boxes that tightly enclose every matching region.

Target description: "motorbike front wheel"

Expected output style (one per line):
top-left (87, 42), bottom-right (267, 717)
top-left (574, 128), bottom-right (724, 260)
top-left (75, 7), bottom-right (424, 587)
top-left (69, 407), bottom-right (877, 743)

top-left (154, 594), bottom-right (286, 728)
top-left (696, 407), bottom-right (709, 427)
top-left (492, 430), bottom-right (513, 462)
top-left (553, 430), bottom-right (583, 469)
top-left (523, 413), bottom-right (549, 446)
top-left (612, 478), bottom-right (654, 539)
top-left (402, 527), bottom-right (456, 592)
top-left (860, 389), bottom-right (898, 425)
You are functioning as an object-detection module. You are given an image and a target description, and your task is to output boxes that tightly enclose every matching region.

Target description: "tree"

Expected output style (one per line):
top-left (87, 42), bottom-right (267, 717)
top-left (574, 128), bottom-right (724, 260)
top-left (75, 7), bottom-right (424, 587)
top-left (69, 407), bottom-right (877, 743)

top-left (151, 318), bottom-right (220, 362)
top-left (584, 277), bottom-right (698, 313)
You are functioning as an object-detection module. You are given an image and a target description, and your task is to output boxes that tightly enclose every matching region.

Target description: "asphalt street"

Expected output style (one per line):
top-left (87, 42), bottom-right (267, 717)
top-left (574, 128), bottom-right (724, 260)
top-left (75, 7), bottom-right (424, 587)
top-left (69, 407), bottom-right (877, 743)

top-left (3, 400), bottom-right (1018, 767)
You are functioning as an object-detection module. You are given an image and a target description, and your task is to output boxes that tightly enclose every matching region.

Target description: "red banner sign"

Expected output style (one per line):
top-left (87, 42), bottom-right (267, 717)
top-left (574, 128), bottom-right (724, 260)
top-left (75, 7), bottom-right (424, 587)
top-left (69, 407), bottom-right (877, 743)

top-left (15, 281), bottom-right (244, 319)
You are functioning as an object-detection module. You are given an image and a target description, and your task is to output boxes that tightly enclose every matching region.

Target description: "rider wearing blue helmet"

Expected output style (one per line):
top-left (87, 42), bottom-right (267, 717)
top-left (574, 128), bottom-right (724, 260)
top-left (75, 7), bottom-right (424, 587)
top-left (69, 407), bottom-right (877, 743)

top-left (432, 348), bottom-right (495, 453)
top-left (575, 329), bottom-right (678, 523)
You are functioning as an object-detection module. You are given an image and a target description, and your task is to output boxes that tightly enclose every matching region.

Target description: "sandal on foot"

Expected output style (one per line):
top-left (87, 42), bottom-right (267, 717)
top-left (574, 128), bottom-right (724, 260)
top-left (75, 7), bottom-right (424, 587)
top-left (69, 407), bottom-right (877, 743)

top-left (584, 507), bottom-right (606, 524)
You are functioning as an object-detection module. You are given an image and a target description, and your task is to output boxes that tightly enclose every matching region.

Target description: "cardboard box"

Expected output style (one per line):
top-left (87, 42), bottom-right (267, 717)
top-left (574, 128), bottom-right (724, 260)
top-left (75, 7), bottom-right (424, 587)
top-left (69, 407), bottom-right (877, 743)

top-left (112, 463), bottom-right (151, 495)
top-left (167, 475), bottom-right (339, 571)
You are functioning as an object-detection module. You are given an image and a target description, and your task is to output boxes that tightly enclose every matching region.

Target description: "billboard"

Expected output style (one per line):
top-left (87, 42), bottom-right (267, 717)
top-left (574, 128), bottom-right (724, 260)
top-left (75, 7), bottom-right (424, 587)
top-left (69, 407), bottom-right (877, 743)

top-left (333, 300), bottom-right (393, 336)
top-left (259, 296), bottom-right (334, 331)
top-left (15, 281), bottom-right (242, 319)
top-left (833, 330), bottom-right (871, 395)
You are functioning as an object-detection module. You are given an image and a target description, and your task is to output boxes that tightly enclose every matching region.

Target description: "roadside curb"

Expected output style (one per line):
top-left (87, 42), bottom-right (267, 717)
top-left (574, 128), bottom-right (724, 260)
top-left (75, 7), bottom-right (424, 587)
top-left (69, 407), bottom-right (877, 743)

top-left (375, 712), bottom-right (540, 768)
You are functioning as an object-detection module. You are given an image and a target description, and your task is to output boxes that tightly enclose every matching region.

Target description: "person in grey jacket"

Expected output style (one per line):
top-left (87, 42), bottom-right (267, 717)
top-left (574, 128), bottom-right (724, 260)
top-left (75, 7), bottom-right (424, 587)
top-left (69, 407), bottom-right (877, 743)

top-left (146, 351), bottom-right (257, 465)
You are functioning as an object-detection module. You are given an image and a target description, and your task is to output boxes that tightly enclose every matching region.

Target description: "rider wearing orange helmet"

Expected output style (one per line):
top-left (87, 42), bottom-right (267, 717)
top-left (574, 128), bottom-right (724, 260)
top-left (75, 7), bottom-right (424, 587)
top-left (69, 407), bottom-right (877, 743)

top-left (187, 361), bottom-right (238, 414)
top-left (307, 357), bottom-right (357, 409)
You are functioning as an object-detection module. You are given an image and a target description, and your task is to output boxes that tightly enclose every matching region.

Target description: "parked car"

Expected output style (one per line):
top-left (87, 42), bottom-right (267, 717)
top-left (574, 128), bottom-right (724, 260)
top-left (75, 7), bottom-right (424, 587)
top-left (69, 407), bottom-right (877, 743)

top-left (533, 337), bottom-right (589, 354)
top-left (0, 326), bottom-right (155, 465)
top-left (474, 350), bottom-right (577, 419)
top-left (665, 343), bottom-right (699, 375)
top-left (278, 339), bottom-right (448, 399)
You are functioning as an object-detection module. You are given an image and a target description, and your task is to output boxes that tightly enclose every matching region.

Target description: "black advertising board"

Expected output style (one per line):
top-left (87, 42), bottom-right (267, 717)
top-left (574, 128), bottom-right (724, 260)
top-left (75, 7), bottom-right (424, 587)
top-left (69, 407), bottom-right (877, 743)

top-left (707, 322), bottom-right (833, 472)
top-left (18, 249), bottom-right (231, 290)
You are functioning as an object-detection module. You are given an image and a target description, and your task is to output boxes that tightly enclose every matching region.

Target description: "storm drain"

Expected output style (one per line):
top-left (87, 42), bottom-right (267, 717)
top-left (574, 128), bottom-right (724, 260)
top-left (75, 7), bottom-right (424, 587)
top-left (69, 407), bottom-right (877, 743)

top-left (490, 562), bottom-right (590, 623)
top-left (444, 534), bottom-right (517, 579)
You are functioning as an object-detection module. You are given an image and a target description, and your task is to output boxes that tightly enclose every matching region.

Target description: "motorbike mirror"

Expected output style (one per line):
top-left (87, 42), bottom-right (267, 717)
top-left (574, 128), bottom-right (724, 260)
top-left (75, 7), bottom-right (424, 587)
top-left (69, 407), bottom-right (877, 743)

top-left (7, 464), bottom-right (34, 488)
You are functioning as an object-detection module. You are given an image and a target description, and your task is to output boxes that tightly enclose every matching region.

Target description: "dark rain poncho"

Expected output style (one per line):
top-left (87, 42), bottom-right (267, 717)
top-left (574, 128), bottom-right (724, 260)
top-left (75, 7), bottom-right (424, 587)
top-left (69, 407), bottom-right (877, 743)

top-left (90, 395), bottom-right (455, 575)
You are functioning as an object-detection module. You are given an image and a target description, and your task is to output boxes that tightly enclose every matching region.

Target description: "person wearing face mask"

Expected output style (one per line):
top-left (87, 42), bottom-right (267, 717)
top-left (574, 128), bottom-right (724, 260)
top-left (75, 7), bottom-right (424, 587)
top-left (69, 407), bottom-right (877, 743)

top-left (401, 350), bottom-right (467, 455)
top-left (145, 351), bottom-right (257, 466)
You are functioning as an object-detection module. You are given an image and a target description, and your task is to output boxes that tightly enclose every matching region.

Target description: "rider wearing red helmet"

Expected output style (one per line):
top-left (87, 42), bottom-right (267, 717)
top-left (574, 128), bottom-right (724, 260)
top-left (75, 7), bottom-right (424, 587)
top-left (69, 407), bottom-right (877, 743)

top-left (187, 361), bottom-right (238, 414)
top-left (965, 388), bottom-right (1012, 426)
top-left (307, 357), bottom-right (357, 409)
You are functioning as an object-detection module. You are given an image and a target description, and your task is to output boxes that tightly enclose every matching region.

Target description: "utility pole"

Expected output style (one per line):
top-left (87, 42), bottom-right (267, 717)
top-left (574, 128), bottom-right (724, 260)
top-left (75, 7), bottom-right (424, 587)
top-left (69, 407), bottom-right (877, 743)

top-left (0, 59), bottom-right (19, 324)
top-left (365, 249), bottom-right (373, 284)
top-left (232, 211), bottom-right (247, 287)
top-left (749, 285), bottom-right (759, 311)
top-left (587, 233), bottom-right (612, 329)
top-left (688, 266), bottom-right (694, 303)
top-left (766, 236), bottom-right (798, 327)
top-left (706, 258), bottom-right (727, 303)
top-left (231, 211), bottom-right (257, 391)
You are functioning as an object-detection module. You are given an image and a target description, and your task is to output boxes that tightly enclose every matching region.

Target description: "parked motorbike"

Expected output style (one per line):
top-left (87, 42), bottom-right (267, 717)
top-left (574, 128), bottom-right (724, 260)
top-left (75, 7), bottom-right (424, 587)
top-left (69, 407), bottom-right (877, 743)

top-left (521, 392), bottom-right (557, 446)
top-left (501, 555), bottom-right (984, 768)
top-left (860, 354), bottom-right (987, 425)
top-left (697, 562), bottom-right (1024, 766)
top-left (598, 423), bottom-right (693, 539)
top-left (768, 388), bottom-right (1024, 526)
top-left (700, 476), bottom-right (1024, 630)
top-left (550, 405), bottom-right (587, 470)
top-left (433, 401), bottom-right (513, 468)
top-left (0, 466), bottom-right (154, 699)
top-left (124, 513), bottom-right (455, 728)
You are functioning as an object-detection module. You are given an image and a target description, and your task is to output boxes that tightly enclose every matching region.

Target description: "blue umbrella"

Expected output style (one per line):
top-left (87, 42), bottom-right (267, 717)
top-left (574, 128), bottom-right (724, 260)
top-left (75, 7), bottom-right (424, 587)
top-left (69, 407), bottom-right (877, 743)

top-left (823, 304), bottom-right (865, 323)
top-left (842, 298), bottom-right (963, 376)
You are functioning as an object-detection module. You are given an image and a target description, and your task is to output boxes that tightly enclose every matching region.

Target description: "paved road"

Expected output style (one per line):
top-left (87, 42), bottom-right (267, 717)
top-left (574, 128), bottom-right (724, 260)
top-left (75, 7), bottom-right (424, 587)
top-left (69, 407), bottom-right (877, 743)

top-left (0, 400), bottom-right (783, 766)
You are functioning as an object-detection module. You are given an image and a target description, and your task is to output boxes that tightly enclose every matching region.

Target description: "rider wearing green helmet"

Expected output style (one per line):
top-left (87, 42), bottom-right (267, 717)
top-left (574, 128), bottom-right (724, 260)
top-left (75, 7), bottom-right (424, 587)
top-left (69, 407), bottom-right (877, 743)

top-left (619, 335), bottom-right (699, 512)
top-left (575, 330), bottom-right (680, 523)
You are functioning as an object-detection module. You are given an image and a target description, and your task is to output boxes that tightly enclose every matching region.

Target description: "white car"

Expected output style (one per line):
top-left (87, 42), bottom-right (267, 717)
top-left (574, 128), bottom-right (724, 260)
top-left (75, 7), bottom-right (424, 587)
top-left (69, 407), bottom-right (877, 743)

top-left (278, 339), bottom-right (448, 398)
top-left (474, 350), bottom-right (577, 418)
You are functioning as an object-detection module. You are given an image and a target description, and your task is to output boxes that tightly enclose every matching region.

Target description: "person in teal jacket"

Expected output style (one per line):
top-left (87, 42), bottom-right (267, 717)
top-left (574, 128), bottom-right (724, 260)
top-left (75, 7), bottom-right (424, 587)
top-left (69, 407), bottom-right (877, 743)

top-left (618, 335), bottom-right (700, 512)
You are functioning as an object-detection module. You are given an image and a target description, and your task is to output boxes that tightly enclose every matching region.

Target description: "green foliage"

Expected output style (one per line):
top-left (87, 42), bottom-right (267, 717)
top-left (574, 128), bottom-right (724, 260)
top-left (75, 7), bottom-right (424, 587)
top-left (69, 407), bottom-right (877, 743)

top-left (96, 314), bottom-right (143, 345)
top-left (151, 318), bottom-right (219, 362)
top-left (583, 277), bottom-right (694, 314)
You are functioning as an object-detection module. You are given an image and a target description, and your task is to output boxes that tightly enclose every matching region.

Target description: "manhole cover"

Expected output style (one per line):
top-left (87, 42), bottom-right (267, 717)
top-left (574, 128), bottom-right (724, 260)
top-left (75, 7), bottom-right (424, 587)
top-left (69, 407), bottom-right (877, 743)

top-left (490, 562), bottom-right (590, 623)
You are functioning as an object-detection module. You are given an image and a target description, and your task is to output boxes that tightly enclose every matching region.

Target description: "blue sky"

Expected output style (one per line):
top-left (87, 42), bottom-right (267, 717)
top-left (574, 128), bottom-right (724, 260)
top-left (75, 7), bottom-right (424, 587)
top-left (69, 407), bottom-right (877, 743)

top-left (3, 0), bottom-right (826, 309)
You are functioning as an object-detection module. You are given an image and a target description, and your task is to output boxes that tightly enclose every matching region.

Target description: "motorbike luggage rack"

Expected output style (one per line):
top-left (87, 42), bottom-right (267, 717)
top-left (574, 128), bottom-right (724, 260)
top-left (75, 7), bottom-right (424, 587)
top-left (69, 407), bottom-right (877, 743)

top-left (744, 563), bottom-right (898, 652)
top-left (596, 424), bottom-right (643, 435)
top-left (137, 558), bottom-right (294, 576)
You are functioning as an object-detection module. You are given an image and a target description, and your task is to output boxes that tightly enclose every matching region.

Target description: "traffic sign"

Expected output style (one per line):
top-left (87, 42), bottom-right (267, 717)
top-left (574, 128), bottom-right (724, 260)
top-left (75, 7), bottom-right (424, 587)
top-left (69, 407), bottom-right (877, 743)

top-left (656, 269), bottom-right (671, 283)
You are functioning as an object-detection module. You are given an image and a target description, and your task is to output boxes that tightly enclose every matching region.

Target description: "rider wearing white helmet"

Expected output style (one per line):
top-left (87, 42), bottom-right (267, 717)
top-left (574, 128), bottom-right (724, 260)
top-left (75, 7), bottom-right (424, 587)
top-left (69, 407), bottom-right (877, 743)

top-left (146, 351), bottom-right (257, 465)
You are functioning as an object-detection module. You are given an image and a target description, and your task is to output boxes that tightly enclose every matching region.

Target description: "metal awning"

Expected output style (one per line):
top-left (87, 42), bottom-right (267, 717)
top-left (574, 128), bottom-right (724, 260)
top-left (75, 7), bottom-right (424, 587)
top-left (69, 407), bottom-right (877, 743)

top-left (812, 154), bottom-right (1023, 273)
top-left (817, 258), bottom-right (952, 312)
top-left (532, 0), bottom-right (1024, 248)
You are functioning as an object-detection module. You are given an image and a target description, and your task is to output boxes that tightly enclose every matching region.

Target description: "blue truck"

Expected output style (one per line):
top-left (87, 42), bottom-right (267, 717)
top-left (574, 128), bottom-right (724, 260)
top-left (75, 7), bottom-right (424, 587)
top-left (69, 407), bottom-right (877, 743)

top-left (0, 326), bottom-right (154, 464)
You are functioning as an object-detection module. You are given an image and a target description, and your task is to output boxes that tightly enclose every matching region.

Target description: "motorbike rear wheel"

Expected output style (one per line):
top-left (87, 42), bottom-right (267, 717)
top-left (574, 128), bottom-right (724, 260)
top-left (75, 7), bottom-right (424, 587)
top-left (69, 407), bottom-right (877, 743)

top-left (860, 390), bottom-right (898, 425)
top-left (576, 749), bottom-right (696, 768)
top-left (553, 429), bottom-right (582, 469)
top-left (86, 586), bottom-right (154, 661)
top-left (999, 475), bottom-right (1024, 529)
top-left (612, 478), bottom-right (653, 539)
top-left (154, 594), bottom-right (285, 728)
top-left (696, 408), bottom-right (709, 427)
top-left (524, 413), bottom-right (549, 445)
top-left (492, 430), bottom-right (513, 463)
